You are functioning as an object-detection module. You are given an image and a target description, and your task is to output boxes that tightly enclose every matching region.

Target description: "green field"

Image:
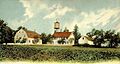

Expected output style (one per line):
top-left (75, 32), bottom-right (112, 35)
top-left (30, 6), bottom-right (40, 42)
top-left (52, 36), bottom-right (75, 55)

top-left (0, 45), bottom-right (120, 62)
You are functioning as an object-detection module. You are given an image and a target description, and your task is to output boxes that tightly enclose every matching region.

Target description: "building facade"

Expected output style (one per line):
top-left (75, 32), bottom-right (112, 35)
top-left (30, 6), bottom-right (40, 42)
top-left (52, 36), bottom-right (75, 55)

top-left (79, 36), bottom-right (94, 45)
top-left (52, 32), bottom-right (74, 45)
top-left (14, 28), bottom-right (42, 44)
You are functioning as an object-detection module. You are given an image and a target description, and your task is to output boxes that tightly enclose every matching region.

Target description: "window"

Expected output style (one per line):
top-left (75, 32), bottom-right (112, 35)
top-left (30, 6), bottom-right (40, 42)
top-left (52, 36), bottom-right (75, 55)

top-left (16, 36), bottom-right (18, 39)
top-left (24, 35), bottom-right (25, 37)
top-left (19, 37), bottom-right (21, 39)
top-left (82, 37), bottom-right (84, 40)
top-left (32, 40), bottom-right (35, 44)
top-left (29, 40), bottom-right (31, 43)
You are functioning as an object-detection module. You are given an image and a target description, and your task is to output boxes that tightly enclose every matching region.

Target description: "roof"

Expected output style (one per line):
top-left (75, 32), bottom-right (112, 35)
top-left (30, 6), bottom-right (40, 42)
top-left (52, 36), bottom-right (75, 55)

top-left (84, 36), bottom-right (93, 41)
top-left (53, 32), bottom-right (72, 38)
top-left (24, 30), bottom-right (41, 38)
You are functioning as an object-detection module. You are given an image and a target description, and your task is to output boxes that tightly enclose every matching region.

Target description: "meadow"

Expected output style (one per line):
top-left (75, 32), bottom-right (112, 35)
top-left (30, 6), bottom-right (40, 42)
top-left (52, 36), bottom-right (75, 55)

top-left (0, 45), bottom-right (120, 63)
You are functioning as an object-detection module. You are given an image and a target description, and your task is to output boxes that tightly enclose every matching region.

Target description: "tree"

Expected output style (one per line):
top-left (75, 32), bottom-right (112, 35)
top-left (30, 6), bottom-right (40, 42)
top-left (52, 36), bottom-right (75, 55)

top-left (104, 30), bottom-right (119, 47)
top-left (20, 38), bottom-right (27, 43)
top-left (0, 19), bottom-right (14, 45)
top-left (14, 26), bottom-right (27, 33)
top-left (41, 33), bottom-right (47, 44)
top-left (87, 28), bottom-right (120, 48)
top-left (116, 32), bottom-right (120, 47)
top-left (63, 27), bottom-right (69, 32)
top-left (58, 38), bottom-right (65, 44)
top-left (46, 34), bottom-right (53, 44)
top-left (86, 28), bottom-right (96, 37)
top-left (41, 33), bottom-right (53, 44)
top-left (73, 25), bottom-right (81, 45)
top-left (86, 29), bottom-right (105, 47)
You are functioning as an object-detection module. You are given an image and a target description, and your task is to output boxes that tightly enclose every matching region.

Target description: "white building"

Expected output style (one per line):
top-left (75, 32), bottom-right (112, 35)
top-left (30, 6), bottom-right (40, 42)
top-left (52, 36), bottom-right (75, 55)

top-left (79, 36), bottom-right (94, 45)
top-left (14, 28), bottom-right (42, 44)
top-left (52, 32), bottom-right (74, 45)
top-left (51, 19), bottom-right (74, 45)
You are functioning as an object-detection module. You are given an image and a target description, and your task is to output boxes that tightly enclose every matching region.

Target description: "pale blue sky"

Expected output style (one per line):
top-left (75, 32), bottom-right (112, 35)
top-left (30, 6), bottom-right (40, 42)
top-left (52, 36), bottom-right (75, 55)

top-left (0, 0), bottom-right (120, 35)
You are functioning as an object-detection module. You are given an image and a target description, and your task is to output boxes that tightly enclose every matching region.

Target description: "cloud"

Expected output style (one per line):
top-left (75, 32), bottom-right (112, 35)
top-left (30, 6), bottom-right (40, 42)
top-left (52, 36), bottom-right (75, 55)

top-left (80, 8), bottom-right (120, 27)
top-left (17, 0), bottom-right (48, 26)
top-left (64, 8), bottom-right (120, 35)
top-left (9, 0), bottom-right (50, 31)
top-left (43, 4), bottom-right (75, 19)
top-left (115, 18), bottom-right (120, 32)
top-left (19, 0), bottom-right (48, 19)
top-left (19, 0), bottom-right (33, 19)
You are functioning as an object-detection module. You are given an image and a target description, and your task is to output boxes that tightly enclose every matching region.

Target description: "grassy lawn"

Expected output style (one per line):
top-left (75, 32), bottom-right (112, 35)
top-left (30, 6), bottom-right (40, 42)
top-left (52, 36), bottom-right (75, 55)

top-left (0, 45), bottom-right (120, 63)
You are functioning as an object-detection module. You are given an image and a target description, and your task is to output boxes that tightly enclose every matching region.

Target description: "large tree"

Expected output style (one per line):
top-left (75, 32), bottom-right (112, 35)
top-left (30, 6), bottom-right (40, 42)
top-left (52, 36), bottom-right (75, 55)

top-left (0, 19), bottom-right (14, 45)
top-left (104, 30), bottom-right (119, 47)
top-left (87, 28), bottom-right (120, 47)
top-left (86, 29), bottom-right (105, 47)
top-left (73, 25), bottom-right (81, 45)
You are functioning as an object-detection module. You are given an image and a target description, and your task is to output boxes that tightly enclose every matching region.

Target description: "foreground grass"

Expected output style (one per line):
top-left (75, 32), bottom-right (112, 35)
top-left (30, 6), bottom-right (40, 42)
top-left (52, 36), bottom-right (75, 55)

top-left (0, 45), bottom-right (120, 62)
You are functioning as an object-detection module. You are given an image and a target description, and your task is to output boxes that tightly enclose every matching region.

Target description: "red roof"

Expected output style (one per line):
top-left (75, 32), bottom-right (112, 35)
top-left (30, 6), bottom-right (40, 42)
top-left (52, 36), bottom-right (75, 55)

top-left (24, 30), bottom-right (41, 38)
top-left (53, 32), bottom-right (72, 38)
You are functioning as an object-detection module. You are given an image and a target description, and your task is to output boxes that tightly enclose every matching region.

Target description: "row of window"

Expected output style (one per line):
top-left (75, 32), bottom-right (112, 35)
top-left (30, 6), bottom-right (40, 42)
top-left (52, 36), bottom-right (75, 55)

top-left (16, 35), bottom-right (26, 40)
top-left (28, 39), bottom-right (39, 43)
top-left (19, 31), bottom-right (24, 33)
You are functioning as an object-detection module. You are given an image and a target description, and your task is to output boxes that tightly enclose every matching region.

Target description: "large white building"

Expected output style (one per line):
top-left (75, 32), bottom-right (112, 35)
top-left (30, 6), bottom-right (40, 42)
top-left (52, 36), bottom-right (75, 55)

top-left (52, 19), bottom-right (74, 45)
top-left (52, 32), bottom-right (74, 45)
top-left (14, 28), bottom-right (42, 44)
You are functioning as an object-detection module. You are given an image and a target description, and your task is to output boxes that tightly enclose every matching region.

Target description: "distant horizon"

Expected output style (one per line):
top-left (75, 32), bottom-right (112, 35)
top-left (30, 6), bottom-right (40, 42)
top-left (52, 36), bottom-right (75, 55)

top-left (0, 0), bottom-right (120, 35)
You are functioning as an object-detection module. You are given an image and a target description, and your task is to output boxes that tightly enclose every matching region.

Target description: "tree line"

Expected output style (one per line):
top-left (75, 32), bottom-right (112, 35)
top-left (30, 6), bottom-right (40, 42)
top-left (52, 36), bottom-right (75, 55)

top-left (86, 29), bottom-right (120, 47)
top-left (0, 19), bottom-right (120, 48)
top-left (0, 19), bottom-right (14, 44)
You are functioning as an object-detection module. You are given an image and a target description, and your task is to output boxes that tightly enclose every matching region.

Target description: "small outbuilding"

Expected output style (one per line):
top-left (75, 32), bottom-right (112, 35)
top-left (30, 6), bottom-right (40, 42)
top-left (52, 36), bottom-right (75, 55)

top-left (79, 36), bottom-right (94, 45)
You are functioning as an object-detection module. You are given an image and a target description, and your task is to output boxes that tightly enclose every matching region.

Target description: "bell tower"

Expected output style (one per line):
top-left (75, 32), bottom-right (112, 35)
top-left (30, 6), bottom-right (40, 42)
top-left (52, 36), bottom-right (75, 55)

top-left (54, 19), bottom-right (60, 32)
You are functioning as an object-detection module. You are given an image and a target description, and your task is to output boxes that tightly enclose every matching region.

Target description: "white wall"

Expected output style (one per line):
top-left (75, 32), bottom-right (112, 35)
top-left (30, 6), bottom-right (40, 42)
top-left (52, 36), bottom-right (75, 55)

top-left (14, 29), bottom-right (42, 44)
top-left (79, 36), bottom-right (94, 45)
top-left (52, 33), bottom-right (75, 45)
top-left (14, 29), bottom-right (28, 43)
top-left (26, 38), bottom-right (42, 44)
top-left (68, 33), bottom-right (74, 45)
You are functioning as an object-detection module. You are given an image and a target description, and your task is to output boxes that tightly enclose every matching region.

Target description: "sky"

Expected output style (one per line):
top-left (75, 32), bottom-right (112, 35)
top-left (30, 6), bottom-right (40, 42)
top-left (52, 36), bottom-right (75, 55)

top-left (0, 0), bottom-right (120, 35)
